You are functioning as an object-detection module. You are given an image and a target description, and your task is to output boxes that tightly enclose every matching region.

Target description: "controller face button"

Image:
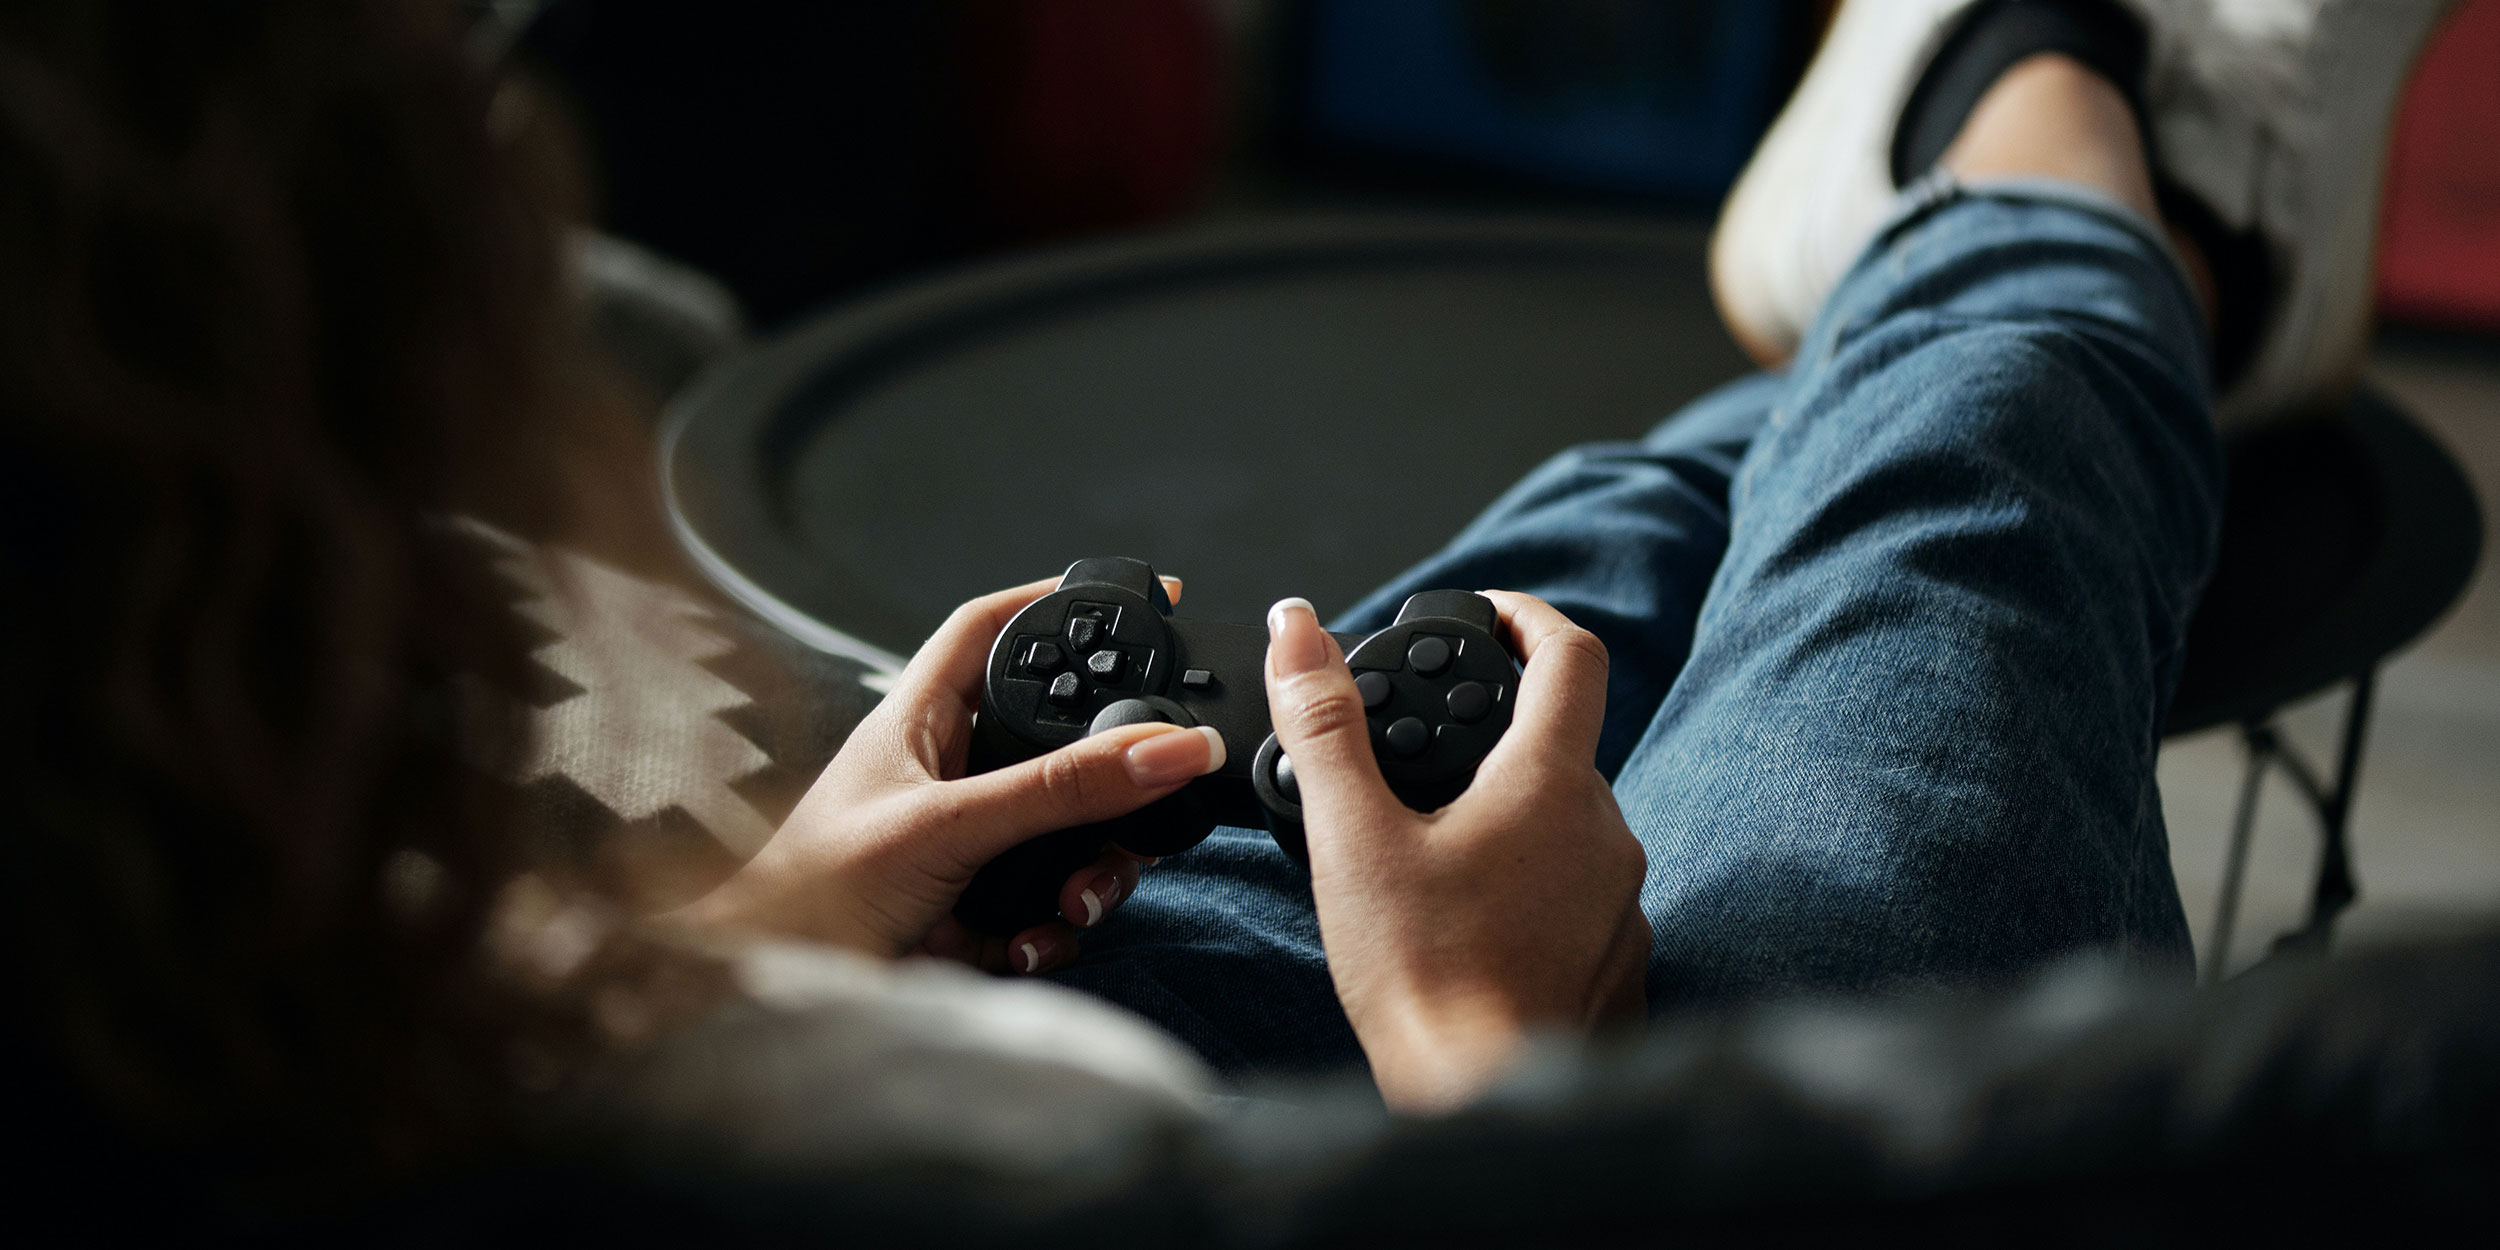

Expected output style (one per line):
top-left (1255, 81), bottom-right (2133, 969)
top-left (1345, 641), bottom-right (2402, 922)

top-left (1087, 649), bottom-right (1128, 682)
top-left (1067, 616), bottom-right (1103, 651)
top-left (1023, 640), bottom-right (1065, 675)
top-left (1446, 680), bottom-right (1491, 723)
top-left (1406, 635), bottom-right (1453, 677)
top-left (1273, 751), bottom-right (1299, 801)
top-left (1355, 670), bottom-right (1393, 710)
top-left (1046, 672), bottom-right (1084, 706)
top-left (1181, 668), bottom-right (1215, 691)
top-left (1385, 716), bottom-right (1430, 758)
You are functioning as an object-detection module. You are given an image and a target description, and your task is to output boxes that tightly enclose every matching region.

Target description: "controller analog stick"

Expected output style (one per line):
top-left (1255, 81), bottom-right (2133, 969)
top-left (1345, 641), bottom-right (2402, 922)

top-left (1273, 751), bottom-right (1299, 801)
top-left (1087, 696), bottom-right (1193, 736)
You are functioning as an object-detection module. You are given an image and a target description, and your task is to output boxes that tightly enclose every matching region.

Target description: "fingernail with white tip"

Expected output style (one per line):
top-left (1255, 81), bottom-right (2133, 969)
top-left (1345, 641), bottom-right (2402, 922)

top-left (1266, 596), bottom-right (1313, 632)
top-left (1015, 931), bottom-right (1065, 973)
top-left (1126, 725), bottom-right (1226, 786)
top-left (1266, 597), bottom-right (1327, 674)
top-left (1076, 870), bottom-right (1126, 928)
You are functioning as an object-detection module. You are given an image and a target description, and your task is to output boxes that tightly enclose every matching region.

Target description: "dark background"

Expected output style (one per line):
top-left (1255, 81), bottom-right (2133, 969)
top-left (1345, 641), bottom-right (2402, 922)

top-left (511, 0), bottom-right (2500, 336)
top-left (514, 0), bottom-right (1824, 328)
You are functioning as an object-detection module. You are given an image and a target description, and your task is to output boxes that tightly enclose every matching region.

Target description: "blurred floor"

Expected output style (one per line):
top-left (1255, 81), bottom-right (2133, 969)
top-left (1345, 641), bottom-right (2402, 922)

top-left (2163, 336), bottom-right (2500, 977)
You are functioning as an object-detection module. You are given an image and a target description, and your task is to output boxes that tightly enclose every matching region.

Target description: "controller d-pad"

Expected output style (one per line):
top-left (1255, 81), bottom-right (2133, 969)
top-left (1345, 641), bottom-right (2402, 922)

top-left (1045, 672), bottom-right (1084, 706)
top-left (1023, 640), bottom-right (1065, 675)
top-left (1086, 649), bottom-right (1128, 682)
top-left (1407, 635), bottom-right (1453, 677)
top-left (1385, 716), bottom-right (1430, 758)
top-left (1064, 602), bottom-right (1121, 652)
top-left (1355, 670), bottom-right (1393, 710)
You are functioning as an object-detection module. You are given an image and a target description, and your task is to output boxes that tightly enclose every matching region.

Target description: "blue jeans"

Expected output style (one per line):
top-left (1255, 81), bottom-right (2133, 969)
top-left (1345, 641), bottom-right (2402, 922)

top-left (1051, 181), bottom-right (2224, 1075)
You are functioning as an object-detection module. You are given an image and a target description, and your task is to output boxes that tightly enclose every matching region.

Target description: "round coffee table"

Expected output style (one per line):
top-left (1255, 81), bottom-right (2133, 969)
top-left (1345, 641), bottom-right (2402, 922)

top-left (660, 213), bottom-right (1751, 671)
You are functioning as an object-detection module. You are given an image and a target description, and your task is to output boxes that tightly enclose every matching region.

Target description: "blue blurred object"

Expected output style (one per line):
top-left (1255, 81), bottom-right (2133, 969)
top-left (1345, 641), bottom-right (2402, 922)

top-left (1292, 0), bottom-right (1795, 199)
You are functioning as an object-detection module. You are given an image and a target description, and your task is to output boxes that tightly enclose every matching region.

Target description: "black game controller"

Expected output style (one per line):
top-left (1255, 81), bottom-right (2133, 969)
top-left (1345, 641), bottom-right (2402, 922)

top-left (952, 557), bottom-right (1521, 936)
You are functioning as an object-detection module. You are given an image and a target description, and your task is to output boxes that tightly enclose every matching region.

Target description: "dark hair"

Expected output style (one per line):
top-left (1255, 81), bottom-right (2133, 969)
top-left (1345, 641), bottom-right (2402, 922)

top-left (0, 0), bottom-right (666, 1208)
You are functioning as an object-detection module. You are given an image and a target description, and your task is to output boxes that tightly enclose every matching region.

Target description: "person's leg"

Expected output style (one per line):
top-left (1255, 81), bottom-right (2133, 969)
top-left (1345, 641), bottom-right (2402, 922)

top-left (1050, 375), bottom-right (1778, 1074)
top-left (1621, 57), bottom-right (2222, 1007)
top-left (1335, 374), bottom-right (1776, 777)
top-left (1062, 36), bottom-right (2228, 1059)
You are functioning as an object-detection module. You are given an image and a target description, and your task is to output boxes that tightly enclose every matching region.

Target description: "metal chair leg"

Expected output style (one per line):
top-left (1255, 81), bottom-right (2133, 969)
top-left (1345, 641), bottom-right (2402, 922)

top-left (2273, 669), bottom-right (2376, 955)
top-left (2202, 670), bottom-right (2380, 983)
top-left (2203, 729), bottom-right (2275, 985)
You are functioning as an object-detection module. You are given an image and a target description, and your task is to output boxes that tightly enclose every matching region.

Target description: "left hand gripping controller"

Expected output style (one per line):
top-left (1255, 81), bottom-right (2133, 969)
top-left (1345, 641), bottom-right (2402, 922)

top-left (951, 558), bottom-right (1520, 937)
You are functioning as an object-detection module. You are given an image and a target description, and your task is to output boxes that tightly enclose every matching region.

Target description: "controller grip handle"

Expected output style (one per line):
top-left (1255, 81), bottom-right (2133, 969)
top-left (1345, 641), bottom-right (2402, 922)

top-left (947, 729), bottom-right (1087, 935)
top-left (953, 825), bottom-right (1106, 937)
top-left (951, 705), bottom-right (1219, 936)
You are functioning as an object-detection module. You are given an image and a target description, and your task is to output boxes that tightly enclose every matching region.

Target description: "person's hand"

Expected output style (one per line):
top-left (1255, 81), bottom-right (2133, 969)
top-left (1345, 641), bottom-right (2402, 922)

top-left (1263, 592), bottom-right (1649, 1112)
top-left (672, 576), bottom-right (1224, 974)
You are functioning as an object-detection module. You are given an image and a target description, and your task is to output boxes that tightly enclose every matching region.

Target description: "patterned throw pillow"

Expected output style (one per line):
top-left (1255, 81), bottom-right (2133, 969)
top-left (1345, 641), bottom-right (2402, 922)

top-left (454, 518), bottom-right (881, 910)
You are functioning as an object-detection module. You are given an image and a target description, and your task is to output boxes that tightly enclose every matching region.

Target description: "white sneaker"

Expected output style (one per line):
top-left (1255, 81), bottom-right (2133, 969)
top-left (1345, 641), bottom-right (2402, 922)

top-left (1708, 0), bottom-right (2462, 427)
top-left (1708, 0), bottom-right (1985, 370)
top-left (2132, 0), bottom-right (2459, 424)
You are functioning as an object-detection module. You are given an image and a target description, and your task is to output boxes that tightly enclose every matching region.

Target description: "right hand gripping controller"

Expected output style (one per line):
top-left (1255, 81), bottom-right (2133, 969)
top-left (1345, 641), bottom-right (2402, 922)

top-left (951, 557), bottom-right (1521, 936)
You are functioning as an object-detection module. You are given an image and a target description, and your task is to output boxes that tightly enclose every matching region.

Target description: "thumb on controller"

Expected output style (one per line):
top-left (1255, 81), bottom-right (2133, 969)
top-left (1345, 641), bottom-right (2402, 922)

top-left (941, 720), bottom-right (1225, 869)
top-left (1263, 598), bottom-right (1404, 846)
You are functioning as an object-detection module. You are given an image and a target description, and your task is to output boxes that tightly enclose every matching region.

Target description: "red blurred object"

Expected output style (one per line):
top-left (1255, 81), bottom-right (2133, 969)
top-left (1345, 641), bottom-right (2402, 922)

top-left (962, 0), bottom-right (1226, 244)
top-left (2376, 0), bottom-right (2500, 331)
